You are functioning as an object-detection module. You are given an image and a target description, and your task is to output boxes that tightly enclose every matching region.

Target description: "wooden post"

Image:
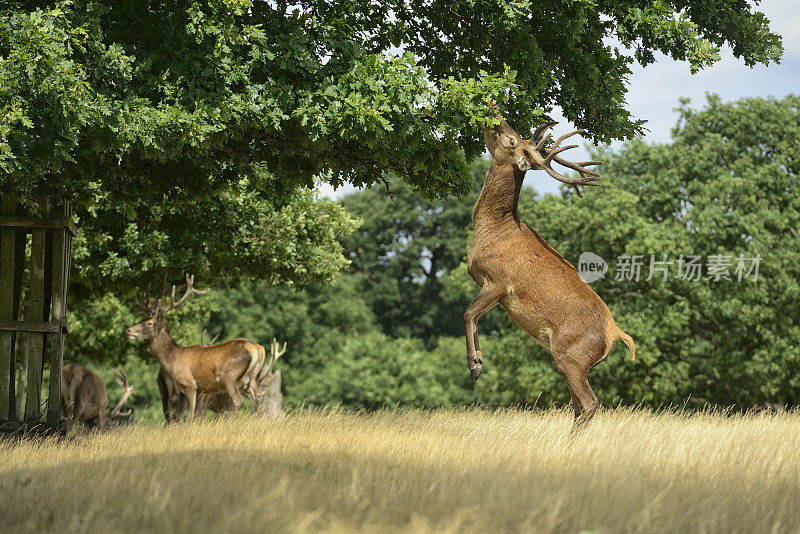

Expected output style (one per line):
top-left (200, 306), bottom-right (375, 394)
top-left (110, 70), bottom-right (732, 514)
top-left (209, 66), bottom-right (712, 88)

top-left (0, 195), bottom-right (16, 419)
top-left (0, 197), bottom-right (72, 435)
top-left (10, 226), bottom-right (25, 419)
top-left (47, 203), bottom-right (68, 424)
top-left (24, 202), bottom-right (47, 422)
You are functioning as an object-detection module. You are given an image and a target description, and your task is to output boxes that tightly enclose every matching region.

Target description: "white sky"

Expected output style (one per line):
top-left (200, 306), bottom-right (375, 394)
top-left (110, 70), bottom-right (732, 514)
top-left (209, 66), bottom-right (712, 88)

top-left (320, 0), bottom-right (800, 199)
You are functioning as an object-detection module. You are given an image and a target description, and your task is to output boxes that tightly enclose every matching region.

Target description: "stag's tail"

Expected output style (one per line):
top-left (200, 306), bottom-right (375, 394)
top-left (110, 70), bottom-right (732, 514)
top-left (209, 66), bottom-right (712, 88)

top-left (240, 343), bottom-right (265, 387)
top-left (617, 329), bottom-right (636, 360)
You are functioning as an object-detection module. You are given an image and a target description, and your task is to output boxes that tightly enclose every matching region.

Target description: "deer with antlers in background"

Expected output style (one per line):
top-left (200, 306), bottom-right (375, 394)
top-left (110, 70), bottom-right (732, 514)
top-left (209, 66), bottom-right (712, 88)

top-left (254, 338), bottom-right (287, 417)
top-left (465, 116), bottom-right (635, 429)
top-left (126, 275), bottom-right (266, 422)
top-left (61, 364), bottom-right (135, 429)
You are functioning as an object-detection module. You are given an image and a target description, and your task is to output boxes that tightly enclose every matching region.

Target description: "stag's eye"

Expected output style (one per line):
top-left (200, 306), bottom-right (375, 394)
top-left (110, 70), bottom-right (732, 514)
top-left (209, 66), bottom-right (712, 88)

top-left (507, 136), bottom-right (517, 147)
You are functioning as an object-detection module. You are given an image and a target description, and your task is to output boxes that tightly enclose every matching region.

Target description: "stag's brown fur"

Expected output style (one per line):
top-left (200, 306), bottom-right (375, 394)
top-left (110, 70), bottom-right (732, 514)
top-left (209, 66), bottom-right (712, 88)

top-left (61, 364), bottom-right (134, 429)
top-left (62, 363), bottom-right (109, 429)
top-left (157, 368), bottom-right (228, 422)
top-left (156, 327), bottom-right (285, 422)
top-left (157, 329), bottom-right (236, 422)
top-left (157, 361), bottom-right (247, 421)
top-left (127, 308), bottom-right (265, 421)
top-left (465, 119), bottom-right (635, 428)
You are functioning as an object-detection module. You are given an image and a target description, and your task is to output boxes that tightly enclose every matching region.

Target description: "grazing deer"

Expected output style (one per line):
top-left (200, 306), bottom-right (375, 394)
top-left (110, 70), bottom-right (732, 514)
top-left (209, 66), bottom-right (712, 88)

top-left (61, 364), bottom-right (135, 429)
top-left (254, 338), bottom-right (286, 417)
top-left (465, 117), bottom-right (635, 428)
top-left (126, 275), bottom-right (266, 421)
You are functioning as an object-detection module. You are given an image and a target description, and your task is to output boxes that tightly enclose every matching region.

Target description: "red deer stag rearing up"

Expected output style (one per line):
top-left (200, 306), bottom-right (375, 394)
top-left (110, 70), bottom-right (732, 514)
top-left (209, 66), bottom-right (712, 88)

top-left (126, 275), bottom-right (265, 421)
top-left (465, 117), bottom-right (635, 429)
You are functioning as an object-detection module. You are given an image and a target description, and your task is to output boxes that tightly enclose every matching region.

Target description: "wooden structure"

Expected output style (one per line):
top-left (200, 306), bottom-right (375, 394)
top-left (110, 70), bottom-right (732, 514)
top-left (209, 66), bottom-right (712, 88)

top-left (0, 194), bottom-right (74, 436)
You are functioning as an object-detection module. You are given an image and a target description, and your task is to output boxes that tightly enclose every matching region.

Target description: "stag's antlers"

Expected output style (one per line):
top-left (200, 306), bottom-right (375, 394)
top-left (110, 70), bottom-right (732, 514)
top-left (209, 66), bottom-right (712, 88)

top-left (162, 274), bottom-right (210, 313)
top-left (201, 328), bottom-right (220, 346)
top-left (523, 121), bottom-right (604, 197)
top-left (135, 274), bottom-right (210, 316)
top-left (258, 338), bottom-right (287, 382)
top-left (134, 280), bottom-right (157, 316)
top-left (108, 368), bottom-right (135, 419)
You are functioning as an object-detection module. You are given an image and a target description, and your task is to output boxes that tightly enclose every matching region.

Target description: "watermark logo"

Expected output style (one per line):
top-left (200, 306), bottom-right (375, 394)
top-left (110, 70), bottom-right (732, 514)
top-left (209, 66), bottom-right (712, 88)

top-left (575, 252), bottom-right (760, 283)
top-left (578, 252), bottom-right (608, 284)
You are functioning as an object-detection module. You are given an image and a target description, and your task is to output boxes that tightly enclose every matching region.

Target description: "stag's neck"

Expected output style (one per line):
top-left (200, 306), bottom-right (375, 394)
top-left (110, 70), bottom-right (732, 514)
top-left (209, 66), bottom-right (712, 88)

top-left (472, 164), bottom-right (525, 232)
top-left (148, 328), bottom-right (182, 369)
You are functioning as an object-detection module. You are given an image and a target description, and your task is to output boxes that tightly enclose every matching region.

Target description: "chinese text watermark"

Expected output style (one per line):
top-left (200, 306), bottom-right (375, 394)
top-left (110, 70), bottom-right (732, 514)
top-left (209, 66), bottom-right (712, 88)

top-left (578, 253), bottom-right (760, 284)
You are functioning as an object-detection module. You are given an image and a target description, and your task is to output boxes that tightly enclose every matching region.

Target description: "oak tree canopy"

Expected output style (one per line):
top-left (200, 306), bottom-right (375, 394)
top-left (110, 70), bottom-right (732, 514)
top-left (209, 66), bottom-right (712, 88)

top-left (0, 0), bottom-right (783, 205)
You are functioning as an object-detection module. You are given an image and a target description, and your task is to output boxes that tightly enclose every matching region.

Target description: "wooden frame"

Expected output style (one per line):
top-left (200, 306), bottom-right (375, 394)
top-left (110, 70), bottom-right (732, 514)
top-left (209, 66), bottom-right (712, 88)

top-left (0, 194), bottom-right (73, 436)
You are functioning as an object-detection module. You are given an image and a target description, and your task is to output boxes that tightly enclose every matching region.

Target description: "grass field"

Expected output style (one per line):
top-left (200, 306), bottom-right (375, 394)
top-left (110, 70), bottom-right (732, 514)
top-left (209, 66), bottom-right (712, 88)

top-left (1, 407), bottom-right (799, 533)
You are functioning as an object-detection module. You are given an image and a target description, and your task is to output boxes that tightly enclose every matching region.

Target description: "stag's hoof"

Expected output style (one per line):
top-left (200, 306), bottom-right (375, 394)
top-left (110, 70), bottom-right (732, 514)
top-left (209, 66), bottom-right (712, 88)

top-left (469, 355), bottom-right (484, 382)
top-left (470, 365), bottom-right (482, 381)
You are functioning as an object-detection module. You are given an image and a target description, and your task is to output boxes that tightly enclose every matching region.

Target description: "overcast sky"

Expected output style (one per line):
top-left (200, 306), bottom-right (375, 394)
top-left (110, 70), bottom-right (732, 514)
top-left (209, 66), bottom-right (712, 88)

top-left (320, 0), bottom-right (800, 199)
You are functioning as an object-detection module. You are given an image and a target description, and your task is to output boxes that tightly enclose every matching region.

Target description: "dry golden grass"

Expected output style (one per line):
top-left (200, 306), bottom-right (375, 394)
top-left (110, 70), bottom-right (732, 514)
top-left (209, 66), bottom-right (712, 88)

top-left (1, 407), bottom-right (799, 533)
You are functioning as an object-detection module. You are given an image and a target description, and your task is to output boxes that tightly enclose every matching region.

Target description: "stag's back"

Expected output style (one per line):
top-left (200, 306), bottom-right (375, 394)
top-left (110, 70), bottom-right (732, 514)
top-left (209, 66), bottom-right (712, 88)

top-left (179, 339), bottom-right (263, 393)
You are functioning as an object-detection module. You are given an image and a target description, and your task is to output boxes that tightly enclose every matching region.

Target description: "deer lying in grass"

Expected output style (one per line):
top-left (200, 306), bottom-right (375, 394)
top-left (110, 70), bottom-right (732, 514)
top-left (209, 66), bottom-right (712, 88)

top-left (61, 364), bottom-right (135, 429)
top-left (126, 275), bottom-right (266, 422)
top-left (465, 117), bottom-right (635, 429)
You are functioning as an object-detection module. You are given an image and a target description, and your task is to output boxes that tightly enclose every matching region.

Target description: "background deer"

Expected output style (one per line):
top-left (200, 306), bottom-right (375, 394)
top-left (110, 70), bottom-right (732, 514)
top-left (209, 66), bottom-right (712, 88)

top-left (465, 117), bottom-right (635, 428)
top-left (254, 338), bottom-right (286, 417)
top-left (61, 364), bottom-right (135, 429)
top-left (157, 368), bottom-right (235, 421)
top-left (126, 275), bottom-right (266, 421)
top-left (157, 328), bottom-right (232, 422)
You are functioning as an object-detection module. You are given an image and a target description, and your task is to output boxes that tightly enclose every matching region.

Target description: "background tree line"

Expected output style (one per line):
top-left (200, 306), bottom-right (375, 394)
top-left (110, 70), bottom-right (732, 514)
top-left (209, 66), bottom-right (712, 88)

top-left (64, 95), bottom-right (800, 419)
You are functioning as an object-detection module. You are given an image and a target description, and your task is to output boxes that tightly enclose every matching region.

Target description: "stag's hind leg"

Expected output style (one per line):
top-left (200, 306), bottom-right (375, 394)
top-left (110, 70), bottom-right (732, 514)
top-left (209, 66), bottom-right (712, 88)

top-left (555, 357), bottom-right (599, 430)
top-left (552, 334), bottom-right (607, 430)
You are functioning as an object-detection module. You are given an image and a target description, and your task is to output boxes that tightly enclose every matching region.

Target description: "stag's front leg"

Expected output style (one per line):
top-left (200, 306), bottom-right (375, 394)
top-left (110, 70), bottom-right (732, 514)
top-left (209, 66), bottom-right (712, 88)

top-left (173, 395), bottom-right (188, 421)
top-left (247, 381), bottom-right (259, 413)
top-left (157, 371), bottom-right (173, 423)
top-left (464, 284), bottom-right (504, 381)
top-left (224, 380), bottom-right (244, 414)
top-left (185, 386), bottom-right (198, 422)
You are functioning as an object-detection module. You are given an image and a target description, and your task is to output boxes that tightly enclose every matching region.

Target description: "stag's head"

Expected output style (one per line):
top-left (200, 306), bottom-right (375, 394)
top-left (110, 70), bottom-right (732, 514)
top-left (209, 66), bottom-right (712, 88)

top-left (482, 117), bottom-right (604, 197)
top-left (482, 119), bottom-right (536, 173)
top-left (125, 307), bottom-right (165, 340)
top-left (126, 274), bottom-right (209, 340)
